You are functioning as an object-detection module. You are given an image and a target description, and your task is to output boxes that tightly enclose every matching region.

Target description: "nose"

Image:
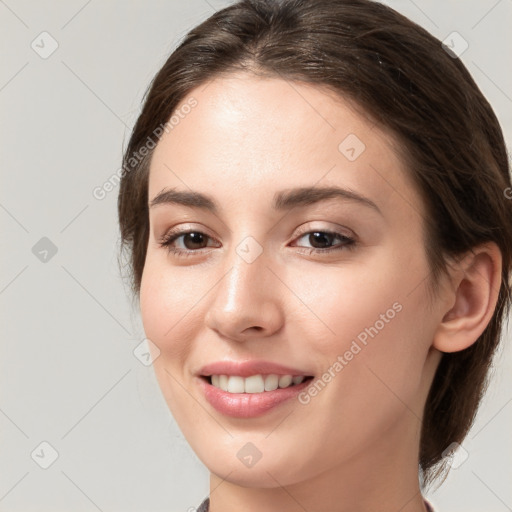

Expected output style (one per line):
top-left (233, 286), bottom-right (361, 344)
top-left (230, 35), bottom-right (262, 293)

top-left (204, 245), bottom-right (285, 342)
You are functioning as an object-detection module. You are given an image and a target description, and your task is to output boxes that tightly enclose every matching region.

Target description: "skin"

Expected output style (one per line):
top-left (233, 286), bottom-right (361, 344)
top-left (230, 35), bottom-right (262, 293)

top-left (140, 73), bottom-right (502, 512)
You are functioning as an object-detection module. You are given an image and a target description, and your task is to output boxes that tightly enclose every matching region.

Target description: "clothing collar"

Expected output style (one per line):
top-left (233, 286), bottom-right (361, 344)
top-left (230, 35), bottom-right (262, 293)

top-left (197, 497), bottom-right (436, 511)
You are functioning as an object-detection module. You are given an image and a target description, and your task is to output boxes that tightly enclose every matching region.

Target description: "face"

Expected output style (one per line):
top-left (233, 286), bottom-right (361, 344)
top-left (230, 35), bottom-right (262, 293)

top-left (140, 73), bottom-right (444, 489)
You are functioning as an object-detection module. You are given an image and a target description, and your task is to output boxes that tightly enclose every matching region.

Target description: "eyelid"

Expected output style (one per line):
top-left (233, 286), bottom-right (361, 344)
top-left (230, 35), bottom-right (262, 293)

top-left (158, 223), bottom-right (215, 241)
top-left (157, 221), bottom-right (358, 260)
top-left (158, 222), bottom-right (355, 244)
top-left (293, 222), bottom-right (356, 240)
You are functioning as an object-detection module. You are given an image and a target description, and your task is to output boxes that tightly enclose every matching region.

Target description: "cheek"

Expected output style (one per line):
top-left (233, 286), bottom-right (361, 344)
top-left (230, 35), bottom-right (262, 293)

top-left (139, 256), bottom-right (201, 362)
top-left (140, 262), bottom-right (168, 344)
top-left (294, 286), bottom-right (430, 460)
top-left (139, 258), bottom-right (205, 418)
top-left (298, 247), bottom-right (431, 401)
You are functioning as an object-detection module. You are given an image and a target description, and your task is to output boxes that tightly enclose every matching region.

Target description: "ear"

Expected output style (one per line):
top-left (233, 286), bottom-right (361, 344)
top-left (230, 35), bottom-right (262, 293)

top-left (432, 242), bottom-right (502, 353)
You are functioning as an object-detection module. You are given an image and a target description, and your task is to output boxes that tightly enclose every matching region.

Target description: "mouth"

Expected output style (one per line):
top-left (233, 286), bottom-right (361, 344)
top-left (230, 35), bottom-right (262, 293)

top-left (200, 374), bottom-right (315, 394)
top-left (198, 373), bottom-right (316, 418)
top-left (196, 360), bottom-right (316, 417)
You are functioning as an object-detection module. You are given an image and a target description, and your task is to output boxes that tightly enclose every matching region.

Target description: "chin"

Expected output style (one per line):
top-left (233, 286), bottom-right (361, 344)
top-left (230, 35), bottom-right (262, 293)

top-left (211, 463), bottom-right (300, 489)
top-left (197, 445), bottom-right (313, 489)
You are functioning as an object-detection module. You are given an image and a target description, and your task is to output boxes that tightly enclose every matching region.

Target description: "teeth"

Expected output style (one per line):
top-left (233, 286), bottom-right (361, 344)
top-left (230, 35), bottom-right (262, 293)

top-left (219, 375), bottom-right (228, 390)
top-left (209, 374), bottom-right (307, 393)
top-left (245, 374), bottom-right (265, 393)
top-left (228, 376), bottom-right (245, 393)
top-left (278, 374), bottom-right (292, 388)
top-left (265, 374), bottom-right (279, 391)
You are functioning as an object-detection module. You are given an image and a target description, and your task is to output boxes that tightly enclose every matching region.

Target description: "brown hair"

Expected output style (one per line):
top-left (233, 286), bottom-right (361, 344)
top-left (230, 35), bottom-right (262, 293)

top-left (117, 0), bottom-right (512, 489)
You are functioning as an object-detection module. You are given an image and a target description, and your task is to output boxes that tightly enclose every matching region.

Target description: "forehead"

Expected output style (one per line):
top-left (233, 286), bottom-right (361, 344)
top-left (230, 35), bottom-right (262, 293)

top-left (147, 73), bottom-right (423, 221)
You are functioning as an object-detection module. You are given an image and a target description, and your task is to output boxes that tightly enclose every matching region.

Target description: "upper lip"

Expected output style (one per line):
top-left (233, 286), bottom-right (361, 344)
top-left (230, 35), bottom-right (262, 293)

top-left (198, 360), bottom-right (314, 377)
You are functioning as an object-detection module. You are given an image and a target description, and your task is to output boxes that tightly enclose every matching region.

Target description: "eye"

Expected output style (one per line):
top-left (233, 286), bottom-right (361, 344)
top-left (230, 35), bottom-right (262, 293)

top-left (291, 229), bottom-right (356, 254)
top-left (158, 229), bottom-right (220, 257)
top-left (158, 227), bottom-right (356, 258)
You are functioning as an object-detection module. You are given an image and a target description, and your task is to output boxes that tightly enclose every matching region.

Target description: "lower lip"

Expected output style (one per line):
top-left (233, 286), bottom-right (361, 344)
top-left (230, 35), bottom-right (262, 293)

top-left (197, 376), bottom-right (314, 418)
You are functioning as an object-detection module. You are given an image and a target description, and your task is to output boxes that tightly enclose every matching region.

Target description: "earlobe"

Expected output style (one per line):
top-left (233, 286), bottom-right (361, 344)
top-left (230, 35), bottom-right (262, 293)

top-left (432, 242), bottom-right (502, 353)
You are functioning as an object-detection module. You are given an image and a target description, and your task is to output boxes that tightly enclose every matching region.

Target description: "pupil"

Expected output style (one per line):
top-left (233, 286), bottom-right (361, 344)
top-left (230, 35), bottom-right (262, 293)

top-left (185, 232), bottom-right (206, 249)
top-left (310, 232), bottom-right (332, 249)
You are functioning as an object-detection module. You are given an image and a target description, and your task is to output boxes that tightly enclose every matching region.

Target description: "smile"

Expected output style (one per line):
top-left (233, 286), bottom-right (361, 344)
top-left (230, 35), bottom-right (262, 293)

top-left (206, 374), bottom-right (312, 393)
top-left (197, 374), bottom-right (315, 418)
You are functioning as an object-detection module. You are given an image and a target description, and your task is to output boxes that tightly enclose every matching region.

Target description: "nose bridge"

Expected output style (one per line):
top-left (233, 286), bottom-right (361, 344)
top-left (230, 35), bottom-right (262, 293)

top-left (205, 235), bottom-right (283, 338)
top-left (217, 237), bottom-right (268, 313)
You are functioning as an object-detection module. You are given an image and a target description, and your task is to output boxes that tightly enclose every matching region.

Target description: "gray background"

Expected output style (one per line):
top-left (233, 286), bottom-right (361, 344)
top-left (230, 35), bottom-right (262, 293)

top-left (1, 1), bottom-right (511, 511)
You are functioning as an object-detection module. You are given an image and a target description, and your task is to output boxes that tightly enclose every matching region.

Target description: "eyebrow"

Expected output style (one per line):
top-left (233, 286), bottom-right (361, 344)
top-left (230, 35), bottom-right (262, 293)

top-left (148, 185), bottom-right (382, 215)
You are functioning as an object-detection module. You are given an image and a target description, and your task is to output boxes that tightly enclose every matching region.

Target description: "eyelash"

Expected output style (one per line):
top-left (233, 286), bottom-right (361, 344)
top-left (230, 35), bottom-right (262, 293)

top-left (158, 227), bottom-right (356, 258)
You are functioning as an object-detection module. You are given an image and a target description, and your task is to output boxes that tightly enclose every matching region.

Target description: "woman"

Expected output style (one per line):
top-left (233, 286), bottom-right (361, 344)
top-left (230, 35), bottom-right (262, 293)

top-left (117, 1), bottom-right (512, 510)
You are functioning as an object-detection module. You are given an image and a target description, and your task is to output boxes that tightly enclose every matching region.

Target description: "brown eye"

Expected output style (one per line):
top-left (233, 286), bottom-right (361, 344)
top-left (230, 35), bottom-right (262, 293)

top-left (178, 232), bottom-right (209, 250)
top-left (159, 229), bottom-right (220, 257)
top-left (293, 230), bottom-right (355, 253)
top-left (306, 231), bottom-right (337, 249)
